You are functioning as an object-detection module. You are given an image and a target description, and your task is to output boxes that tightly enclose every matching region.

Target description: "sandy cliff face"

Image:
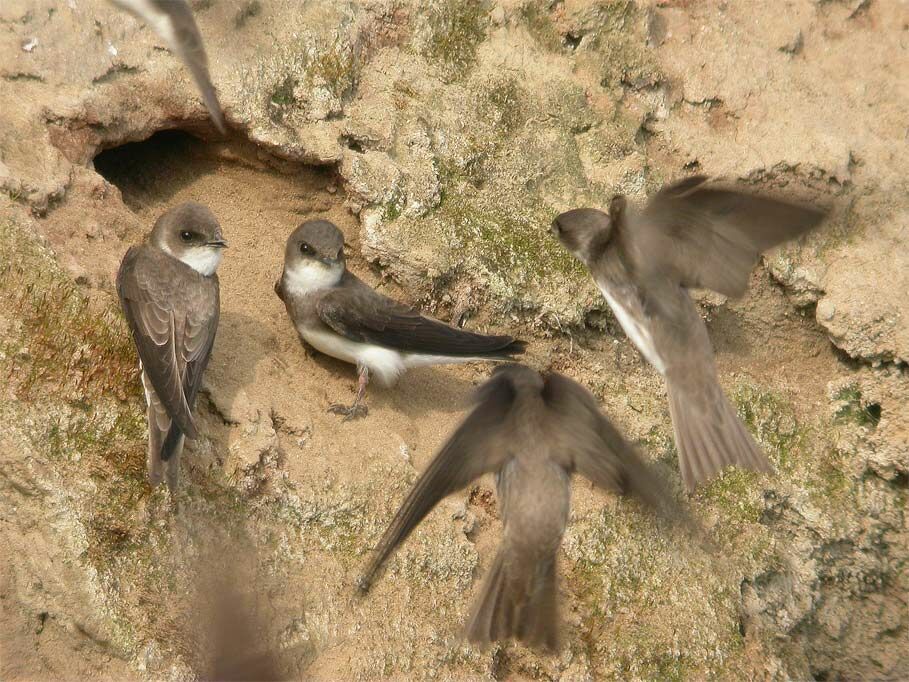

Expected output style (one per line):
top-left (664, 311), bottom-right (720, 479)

top-left (0, 0), bottom-right (906, 679)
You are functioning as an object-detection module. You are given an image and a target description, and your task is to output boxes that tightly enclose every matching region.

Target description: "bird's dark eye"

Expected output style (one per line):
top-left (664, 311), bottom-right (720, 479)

top-left (300, 242), bottom-right (312, 254)
top-left (180, 230), bottom-right (193, 242)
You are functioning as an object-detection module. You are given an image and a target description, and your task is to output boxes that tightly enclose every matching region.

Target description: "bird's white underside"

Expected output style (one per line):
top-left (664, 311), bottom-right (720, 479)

top-left (287, 259), bottom-right (494, 383)
top-left (297, 325), bottom-right (487, 386)
top-left (298, 326), bottom-right (403, 385)
top-left (597, 282), bottom-right (667, 375)
top-left (139, 360), bottom-right (154, 411)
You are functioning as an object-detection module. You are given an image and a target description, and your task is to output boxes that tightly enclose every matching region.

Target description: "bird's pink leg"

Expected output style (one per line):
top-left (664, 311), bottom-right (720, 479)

top-left (329, 365), bottom-right (370, 421)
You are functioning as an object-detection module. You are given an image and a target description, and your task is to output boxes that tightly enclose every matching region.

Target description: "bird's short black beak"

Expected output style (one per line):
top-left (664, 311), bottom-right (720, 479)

top-left (208, 239), bottom-right (228, 249)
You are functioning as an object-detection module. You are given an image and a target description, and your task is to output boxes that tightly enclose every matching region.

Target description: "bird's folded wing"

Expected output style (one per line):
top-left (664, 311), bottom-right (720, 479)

top-left (316, 286), bottom-right (516, 355)
top-left (358, 372), bottom-right (518, 591)
top-left (118, 249), bottom-right (198, 439)
top-left (542, 373), bottom-right (682, 522)
top-left (179, 285), bottom-right (220, 406)
top-left (625, 175), bottom-right (828, 299)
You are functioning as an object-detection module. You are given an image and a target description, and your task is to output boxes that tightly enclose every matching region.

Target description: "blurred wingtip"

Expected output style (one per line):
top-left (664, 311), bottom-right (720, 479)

top-left (208, 103), bottom-right (227, 135)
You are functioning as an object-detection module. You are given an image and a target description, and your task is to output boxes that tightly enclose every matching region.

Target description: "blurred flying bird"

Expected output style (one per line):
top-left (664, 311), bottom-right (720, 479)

top-left (109, 0), bottom-right (226, 133)
top-left (358, 365), bottom-right (688, 651)
top-left (195, 552), bottom-right (284, 680)
top-left (178, 530), bottom-right (286, 680)
top-left (552, 175), bottom-right (828, 491)
top-left (275, 220), bottom-right (525, 420)
top-left (117, 202), bottom-right (225, 489)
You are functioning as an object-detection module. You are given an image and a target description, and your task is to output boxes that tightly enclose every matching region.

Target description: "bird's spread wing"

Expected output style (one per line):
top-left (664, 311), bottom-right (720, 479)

top-left (358, 371), bottom-right (518, 591)
top-left (110, 0), bottom-right (225, 132)
top-left (155, 0), bottom-right (226, 133)
top-left (623, 175), bottom-right (828, 299)
top-left (316, 282), bottom-right (521, 357)
top-left (542, 373), bottom-right (683, 522)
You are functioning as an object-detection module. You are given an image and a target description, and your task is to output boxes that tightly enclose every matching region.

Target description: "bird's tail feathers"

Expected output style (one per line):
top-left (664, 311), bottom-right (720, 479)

top-left (161, 423), bottom-right (184, 462)
top-left (465, 547), bottom-right (560, 652)
top-left (164, 441), bottom-right (184, 493)
top-left (401, 340), bottom-right (525, 371)
top-left (480, 338), bottom-right (526, 361)
top-left (147, 412), bottom-right (185, 490)
top-left (668, 380), bottom-right (772, 492)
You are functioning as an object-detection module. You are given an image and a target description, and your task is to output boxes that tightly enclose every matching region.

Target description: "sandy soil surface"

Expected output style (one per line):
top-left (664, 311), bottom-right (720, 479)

top-left (1, 0), bottom-right (906, 679)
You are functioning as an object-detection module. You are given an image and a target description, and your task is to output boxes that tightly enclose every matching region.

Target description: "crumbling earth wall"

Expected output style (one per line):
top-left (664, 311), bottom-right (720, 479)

top-left (0, 1), bottom-right (906, 679)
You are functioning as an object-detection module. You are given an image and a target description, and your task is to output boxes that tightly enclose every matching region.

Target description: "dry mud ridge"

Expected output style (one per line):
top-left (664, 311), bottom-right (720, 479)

top-left (0, 0), bottom-right (906, 680)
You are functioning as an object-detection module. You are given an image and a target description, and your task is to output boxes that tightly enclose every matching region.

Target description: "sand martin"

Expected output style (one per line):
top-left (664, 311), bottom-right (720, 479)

top-left (109, 0), bottom-right (226, 133)
top-left (117, 202), bottom-right (226, 490)
top-left (275, 220), bottom-right (525, 420)
top-left (552, 175), bottom-right (828, 491)
top-left (358, 365), bottom-right (686, 651)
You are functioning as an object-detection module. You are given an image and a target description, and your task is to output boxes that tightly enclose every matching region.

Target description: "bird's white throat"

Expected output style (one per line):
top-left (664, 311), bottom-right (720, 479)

top-left (179, 248), bottom-right (223, 277)
top-left (283, 259), bottom-right (343, 296)
top-left (161, 244), bottom-right (223, 277)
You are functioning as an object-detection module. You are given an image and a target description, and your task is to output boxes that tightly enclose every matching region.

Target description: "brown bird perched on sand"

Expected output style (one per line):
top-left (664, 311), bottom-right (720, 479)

top-left (553, 176), bottom-right (828, 491)
top-left (275, 219), bottom-right (525, 420)
top-left (117, 202), bottom-right (225, 490)
top-left (357, 364), bottom-right (688, 651)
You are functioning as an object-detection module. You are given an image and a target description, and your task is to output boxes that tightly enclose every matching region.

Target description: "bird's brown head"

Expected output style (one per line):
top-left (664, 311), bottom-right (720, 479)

top-left (151, 202), bottom-right (227, 276)
top-left (281, 220), bottom-right (346, 294)
top-left (485, 364), bottom-right (545, 400)
top-left (494, 364), bottom-right (543, 389)
top-left (285, 220), bottom-right (345, 266)
top-left (551, 199), bottom-right (623, 266)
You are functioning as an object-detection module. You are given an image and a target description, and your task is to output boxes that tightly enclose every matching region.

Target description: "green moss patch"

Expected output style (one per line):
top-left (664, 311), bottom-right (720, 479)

top-left (591, 1), bottom-right (662, 89)
top-left (431, 175), bottom-right (587, 283)
top-left (520, 2), bottom-right (563, 52)
top-left (733, 382), bottom-right (805, 473)
top-left (269, 75), bottom-right (297, 107)
top-left (833, 384), bottom-right (881, 427)
top-left (477, 76), bottom-right (527, 137)
top-left (564, 506), bottom-right (745, 679)
top-left (309, 40), bottom-right (359, 99)
top-left (420, 0), bottom-right (489, 81)
top-left (701, 468), bottom-right (764, 524)
top-left (0, 223), bottom-right (138, 403)
top-left (247, 35), bottom-right (359, 122)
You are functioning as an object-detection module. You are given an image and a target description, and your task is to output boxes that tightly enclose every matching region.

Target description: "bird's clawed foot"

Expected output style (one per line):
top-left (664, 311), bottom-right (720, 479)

top-left (328, 401), bottom-right (369, 421)
top-left (329, 366), bottom-right (370, 421)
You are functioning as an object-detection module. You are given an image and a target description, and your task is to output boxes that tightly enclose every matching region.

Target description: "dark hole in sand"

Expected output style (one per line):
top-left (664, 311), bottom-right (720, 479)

top-left (563, 32), bottom-right (582, 50)
top-left (92, 128), bottom-right (337, 214)
top-left (93, 129), bottom-right (214, 209)
top-left (865, 402), bottom-right (882, 426)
